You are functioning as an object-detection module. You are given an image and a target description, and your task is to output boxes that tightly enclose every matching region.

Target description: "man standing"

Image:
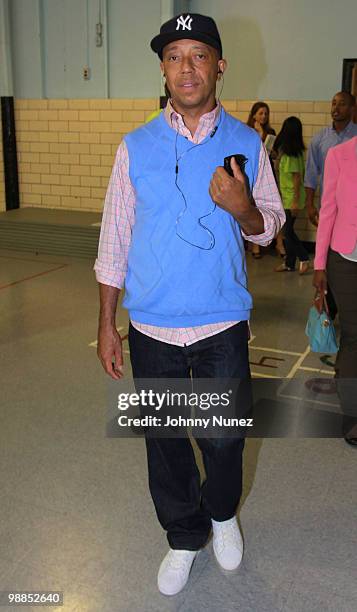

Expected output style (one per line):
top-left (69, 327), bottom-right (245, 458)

top-left (305, 91), bottom-right (357, 227)
top-left (95, 14), bottom-right (284, 596)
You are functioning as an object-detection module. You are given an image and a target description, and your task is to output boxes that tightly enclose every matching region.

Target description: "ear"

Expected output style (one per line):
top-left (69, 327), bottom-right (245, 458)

top-left (160, 61), bottom-right (165, 77)
top-left (217, 59), bottom-right (227, 79)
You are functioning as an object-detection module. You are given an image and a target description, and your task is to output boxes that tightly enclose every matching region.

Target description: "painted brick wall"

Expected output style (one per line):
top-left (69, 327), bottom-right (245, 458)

top-left (8, 98), bottom-right (333, 239)
top-left (14, 98), bottom-right (159, 212)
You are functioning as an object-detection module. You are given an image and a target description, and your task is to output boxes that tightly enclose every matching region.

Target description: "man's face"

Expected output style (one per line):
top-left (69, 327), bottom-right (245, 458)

top-left (331, 93), bottom-right (354, 123)
top-left (160, 39), bottom-right (225, 114)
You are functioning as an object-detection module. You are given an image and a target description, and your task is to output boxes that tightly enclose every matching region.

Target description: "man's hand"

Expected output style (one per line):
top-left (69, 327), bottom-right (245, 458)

top-left (97, 324), bottom-right (124, 380)
top-left (209, 156), bottom-right (250, 217)
top-left (209, 157), bottom-right (264, 234)
top-left (307, 204), bottom-right (319, 227)
top-left (313, 269), bottom-right (328, 313)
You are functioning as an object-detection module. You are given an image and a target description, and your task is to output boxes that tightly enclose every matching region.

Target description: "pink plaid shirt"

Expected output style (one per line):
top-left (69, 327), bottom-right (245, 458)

top-left (94, 102), bottom-right (284, 346)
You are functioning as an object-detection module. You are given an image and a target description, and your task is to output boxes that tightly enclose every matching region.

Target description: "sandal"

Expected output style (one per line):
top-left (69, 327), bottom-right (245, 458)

top-left (299, 261), bottom-right (309, 275)
top-left (275, 263), bottom-right (294, 272)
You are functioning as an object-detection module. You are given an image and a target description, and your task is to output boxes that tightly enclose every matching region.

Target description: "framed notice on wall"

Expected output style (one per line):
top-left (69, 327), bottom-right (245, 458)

top-left (342, 58), bottom-right (357, 96)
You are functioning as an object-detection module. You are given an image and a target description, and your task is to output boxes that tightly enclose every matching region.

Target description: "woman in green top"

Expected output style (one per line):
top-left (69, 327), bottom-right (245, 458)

top-left (274, 116), bottom-right (309, 274)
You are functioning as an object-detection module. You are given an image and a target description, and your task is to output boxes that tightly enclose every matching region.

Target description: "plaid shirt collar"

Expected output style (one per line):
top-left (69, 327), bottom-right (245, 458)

top-left (164, 99), bottom-right (221, 144)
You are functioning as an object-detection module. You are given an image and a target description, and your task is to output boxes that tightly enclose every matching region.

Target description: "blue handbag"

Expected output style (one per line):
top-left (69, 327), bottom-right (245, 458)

top-left (305, 298), bottom-right (339, 354)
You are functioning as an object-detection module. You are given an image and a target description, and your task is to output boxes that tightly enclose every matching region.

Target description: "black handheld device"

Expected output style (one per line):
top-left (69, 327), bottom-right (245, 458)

top-left (224, 154), bottom-right (251, 196)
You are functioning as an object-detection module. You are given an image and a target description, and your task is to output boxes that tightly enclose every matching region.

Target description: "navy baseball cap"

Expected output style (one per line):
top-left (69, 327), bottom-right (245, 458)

top-left (150, 13), bottom-right (222, 60)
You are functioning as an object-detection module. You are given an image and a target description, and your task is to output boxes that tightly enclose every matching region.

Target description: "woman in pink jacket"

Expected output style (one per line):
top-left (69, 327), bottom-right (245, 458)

top-left (313, 136), bottom-right (357, 445)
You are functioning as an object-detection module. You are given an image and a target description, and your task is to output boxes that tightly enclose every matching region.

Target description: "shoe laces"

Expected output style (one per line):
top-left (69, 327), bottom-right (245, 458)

top-left (165, 550), bottom-right (195, 575)
top-left (214, 521), bottom-right (241, 551)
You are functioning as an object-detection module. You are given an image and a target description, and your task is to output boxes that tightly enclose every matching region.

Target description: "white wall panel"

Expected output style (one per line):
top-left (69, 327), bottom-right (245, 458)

top-left (190, 0), bottom-right (357, 100)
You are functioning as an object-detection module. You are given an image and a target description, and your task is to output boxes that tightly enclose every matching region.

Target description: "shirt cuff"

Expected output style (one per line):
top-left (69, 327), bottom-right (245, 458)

top-left (94, 258), bottom-right (125, 289)
top-left (242, 207), bottom-right (284, 246)
top-left (304, 178), bottom-right (317, 190)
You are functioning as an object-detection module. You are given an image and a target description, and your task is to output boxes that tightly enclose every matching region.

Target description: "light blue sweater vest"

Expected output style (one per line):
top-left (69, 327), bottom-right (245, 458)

top-left (123, 108), bottom-right (261, 327)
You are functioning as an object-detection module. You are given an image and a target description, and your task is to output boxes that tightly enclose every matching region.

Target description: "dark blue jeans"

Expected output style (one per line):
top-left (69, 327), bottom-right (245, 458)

top-left (128, 321), bottom-right (250, 550)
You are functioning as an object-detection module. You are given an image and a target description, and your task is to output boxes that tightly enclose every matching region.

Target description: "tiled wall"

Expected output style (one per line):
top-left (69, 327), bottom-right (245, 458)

top-left (1, 98), bottom-right (332, 238)
top-left (226, 99), bottom-right (331, 141)
top-left (11, 99), bottom-right (159, 213)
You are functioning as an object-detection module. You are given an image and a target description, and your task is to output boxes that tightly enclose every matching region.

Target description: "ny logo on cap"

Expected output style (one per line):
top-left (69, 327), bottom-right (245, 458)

top-left (176, 14), bottom-right (193, 31)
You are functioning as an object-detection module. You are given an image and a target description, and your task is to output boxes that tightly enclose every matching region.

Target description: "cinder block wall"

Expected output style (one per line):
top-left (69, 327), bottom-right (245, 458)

top-left (1, 98), bottom-right (332, 239)
top-left (12, 99), bottom-right (159, 212)
top-left (227, 99), bottom-right (331, 138)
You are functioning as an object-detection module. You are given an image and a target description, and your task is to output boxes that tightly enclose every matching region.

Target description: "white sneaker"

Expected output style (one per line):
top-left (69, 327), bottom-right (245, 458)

top-left (157, 548), bottom-right (198, 596)
top-left (212, 517), bottom-right (243, 571)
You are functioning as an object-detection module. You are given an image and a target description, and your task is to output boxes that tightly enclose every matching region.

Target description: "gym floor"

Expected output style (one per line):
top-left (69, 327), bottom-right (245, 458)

top-left (0, 247), bottom-right (355, 612)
